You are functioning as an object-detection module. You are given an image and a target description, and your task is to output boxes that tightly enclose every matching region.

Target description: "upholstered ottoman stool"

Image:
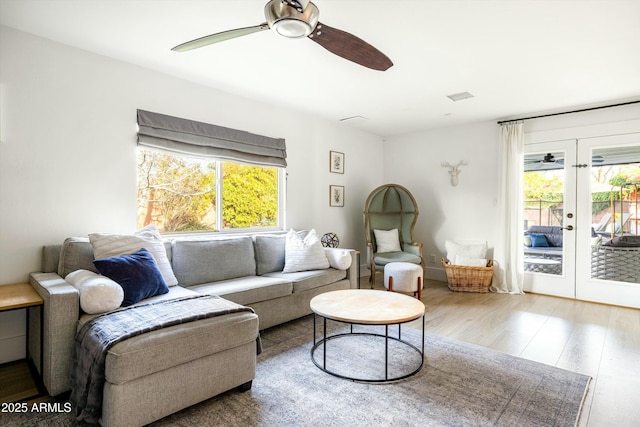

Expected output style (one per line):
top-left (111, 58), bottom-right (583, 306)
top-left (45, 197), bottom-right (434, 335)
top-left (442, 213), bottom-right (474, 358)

top-left (384, 262), bottom-right (423, 300)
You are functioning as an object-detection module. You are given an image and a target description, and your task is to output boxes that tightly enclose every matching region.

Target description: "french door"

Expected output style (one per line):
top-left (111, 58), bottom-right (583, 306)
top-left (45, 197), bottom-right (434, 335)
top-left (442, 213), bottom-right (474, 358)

top-left (523, 133), bottom-right (640, 308)
top-left (523, 140), bottom-right (577, 299)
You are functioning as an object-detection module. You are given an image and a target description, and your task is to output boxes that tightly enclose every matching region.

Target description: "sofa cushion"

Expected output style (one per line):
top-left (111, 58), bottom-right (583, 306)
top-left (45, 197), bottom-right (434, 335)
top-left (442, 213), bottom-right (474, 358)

top-left (254, 231), bottom-right (311, 275)
top-left (283, 229), bottom-right (330, 273)
top-left (104, 307), bottom-right (258, 385)
top-left (172, 237), bottom-right (256, 286)
top-left (58, 238), bottom-right (99, 277)
top-left (324, 248), bottom-right (352, 270)
top-left (65, 270), bottom-right (124, 314)
top-left (529, 233), bottom-right (550, 247)
top-left (89, 225), bottom-right (178, 287)
top-left (263, 268), bottom-right (347, 294)
top-left (93, 248), bottom-right (169, 306)
top-left (188, 276), bottom-right (292, 306)
top-left (526, 226), bottom-right (563, 247)
top-left (254, 235), bottom-right (287, 275)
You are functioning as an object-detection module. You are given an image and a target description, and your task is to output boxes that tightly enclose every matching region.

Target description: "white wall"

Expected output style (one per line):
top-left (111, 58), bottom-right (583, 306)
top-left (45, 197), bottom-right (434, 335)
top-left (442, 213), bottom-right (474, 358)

top-left (0, 26), bottom-right (384, 362)
top-left (382, 121), bottom-right (501, 280)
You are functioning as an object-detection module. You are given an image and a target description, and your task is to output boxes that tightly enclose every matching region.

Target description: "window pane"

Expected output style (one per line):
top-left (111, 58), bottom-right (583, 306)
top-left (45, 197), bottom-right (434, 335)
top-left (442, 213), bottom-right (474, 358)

top-left (221, 162), bottom-right (279, 229)
top-left (137, 149), bottom-right (217, 233)
top-left (523, 152), bottom-right (565, 276)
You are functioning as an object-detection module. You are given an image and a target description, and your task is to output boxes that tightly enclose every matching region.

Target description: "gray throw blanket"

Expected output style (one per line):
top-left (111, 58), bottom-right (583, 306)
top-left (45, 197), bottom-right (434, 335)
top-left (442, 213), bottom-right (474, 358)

top-left (70, 294), bottom-right (260, 425)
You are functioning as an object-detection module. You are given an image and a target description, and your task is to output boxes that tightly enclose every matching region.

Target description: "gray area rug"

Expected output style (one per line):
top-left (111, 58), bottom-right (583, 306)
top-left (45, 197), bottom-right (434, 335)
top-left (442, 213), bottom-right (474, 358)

top-left (4, 315), bottom-right (590, 427)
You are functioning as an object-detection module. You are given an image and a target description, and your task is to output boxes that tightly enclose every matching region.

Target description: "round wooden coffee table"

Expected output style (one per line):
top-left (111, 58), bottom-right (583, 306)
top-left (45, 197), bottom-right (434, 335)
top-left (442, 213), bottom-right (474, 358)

top-left (310, 289), bottom-right (425, 382)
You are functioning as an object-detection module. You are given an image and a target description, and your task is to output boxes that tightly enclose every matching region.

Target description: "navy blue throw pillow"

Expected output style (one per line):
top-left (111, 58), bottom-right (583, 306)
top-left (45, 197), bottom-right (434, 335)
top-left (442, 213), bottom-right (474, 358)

top-left (93, 248), bottom-right (169, 306)
top-left (529, 233), bottom-right (550, 248)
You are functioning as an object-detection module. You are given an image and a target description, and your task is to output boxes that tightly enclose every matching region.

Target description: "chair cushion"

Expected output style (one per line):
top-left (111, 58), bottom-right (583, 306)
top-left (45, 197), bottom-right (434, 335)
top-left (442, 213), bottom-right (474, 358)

top-left (374, 229), bottom-right (401, 253)
top-left (374, 251), bottom-right (421, 266)
top-left (603, 235), bottom-right (640, 247)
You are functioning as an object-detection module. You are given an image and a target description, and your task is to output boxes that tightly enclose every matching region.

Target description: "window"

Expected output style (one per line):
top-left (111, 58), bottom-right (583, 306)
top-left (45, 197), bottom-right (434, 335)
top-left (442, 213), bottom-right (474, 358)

top-left (137, 149), bottom-right (282, 233)
top-left (135, 110), bottom-right (287, 234)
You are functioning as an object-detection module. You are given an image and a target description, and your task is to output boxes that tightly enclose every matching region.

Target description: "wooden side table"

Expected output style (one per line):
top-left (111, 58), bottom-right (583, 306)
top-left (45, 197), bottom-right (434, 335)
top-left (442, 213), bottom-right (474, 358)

top-left (0, 283), bottom-right (45, 397)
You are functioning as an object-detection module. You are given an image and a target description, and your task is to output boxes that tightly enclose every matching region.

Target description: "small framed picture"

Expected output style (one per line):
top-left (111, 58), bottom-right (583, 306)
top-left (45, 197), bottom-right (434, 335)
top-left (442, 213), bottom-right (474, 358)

top-left (329, 185), bottom-right (345, 207)
top-left (329, 151), bottom-right (345, 174)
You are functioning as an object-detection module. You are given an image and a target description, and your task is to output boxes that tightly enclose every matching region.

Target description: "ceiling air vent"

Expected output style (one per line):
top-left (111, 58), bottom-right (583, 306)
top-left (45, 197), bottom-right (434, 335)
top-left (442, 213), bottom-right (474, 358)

top-left (447, 92), bottom-right (474, 102)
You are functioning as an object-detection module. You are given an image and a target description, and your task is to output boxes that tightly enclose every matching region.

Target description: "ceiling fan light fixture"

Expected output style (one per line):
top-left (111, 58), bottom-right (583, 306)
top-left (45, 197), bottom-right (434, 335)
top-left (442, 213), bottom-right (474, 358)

top-left (272, 19), bottom-right (312, 38)
top-left (265, 0), bottom-right (319, 38)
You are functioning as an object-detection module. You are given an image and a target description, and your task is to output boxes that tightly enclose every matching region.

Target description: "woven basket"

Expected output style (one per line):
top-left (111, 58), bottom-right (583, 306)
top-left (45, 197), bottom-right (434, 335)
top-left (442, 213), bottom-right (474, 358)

top-left (441, 258), bottom-right (494, 293)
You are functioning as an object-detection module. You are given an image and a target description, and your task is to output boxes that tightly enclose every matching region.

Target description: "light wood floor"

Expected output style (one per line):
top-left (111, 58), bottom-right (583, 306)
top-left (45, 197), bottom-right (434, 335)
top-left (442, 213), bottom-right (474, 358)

top-left (0, 360), bottom-right (39, 403)
top-left (374, 277), bottom-right (640, 427)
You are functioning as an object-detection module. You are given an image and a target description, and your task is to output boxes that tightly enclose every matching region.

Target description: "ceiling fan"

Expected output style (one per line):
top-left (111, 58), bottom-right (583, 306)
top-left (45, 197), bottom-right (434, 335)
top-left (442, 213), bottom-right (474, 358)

top-left (525, 153), bottom-right (605, 166)
top-left (171, 0), bottom-right (393, 71)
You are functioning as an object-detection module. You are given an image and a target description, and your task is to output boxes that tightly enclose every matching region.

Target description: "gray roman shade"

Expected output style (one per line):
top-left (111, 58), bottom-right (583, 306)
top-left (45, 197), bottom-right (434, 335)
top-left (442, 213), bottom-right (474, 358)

top-left (137, 109), bottom-right (287, 167)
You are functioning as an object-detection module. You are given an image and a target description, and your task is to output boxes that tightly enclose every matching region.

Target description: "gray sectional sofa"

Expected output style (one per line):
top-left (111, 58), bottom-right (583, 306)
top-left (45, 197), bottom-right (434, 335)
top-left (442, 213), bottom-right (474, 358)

top-left (28, 233), bottom-right (357, 426)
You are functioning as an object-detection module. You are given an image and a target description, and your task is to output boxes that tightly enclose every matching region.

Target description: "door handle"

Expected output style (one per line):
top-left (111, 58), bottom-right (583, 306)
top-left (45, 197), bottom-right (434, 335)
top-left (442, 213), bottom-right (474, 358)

top-left (563, 225), bottom-right (574, 231)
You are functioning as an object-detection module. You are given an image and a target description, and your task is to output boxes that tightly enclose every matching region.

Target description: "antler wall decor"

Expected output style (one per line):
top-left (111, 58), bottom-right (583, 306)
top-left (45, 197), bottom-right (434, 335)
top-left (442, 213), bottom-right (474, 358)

top-left (441, 160), bottom-right (469, 187)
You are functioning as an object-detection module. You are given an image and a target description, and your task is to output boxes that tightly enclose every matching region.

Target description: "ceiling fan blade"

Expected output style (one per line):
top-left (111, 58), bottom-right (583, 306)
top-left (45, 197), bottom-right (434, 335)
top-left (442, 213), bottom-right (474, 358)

top-left (172, 23), bottom-right (269, 52)
top-left (307, 22), bottom-right (393, 71)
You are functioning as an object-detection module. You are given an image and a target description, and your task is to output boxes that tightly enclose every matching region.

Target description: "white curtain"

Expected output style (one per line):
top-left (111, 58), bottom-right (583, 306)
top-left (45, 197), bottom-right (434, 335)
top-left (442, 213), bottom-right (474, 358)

top-left (492, 122), bottom-right (525, 294)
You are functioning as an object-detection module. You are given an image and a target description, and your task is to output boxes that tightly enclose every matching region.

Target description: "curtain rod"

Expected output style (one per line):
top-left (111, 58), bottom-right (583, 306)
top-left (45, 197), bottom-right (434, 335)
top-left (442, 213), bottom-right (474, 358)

top-left (497, 100), bottom-right (640, 125)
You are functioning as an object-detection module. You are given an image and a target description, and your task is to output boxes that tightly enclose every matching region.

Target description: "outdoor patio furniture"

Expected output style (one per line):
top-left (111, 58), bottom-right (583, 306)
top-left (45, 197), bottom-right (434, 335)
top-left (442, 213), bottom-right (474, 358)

top-left (591, 245), bottom-right (640, 283)
top-left (524, 225), bottom-right (563, 260)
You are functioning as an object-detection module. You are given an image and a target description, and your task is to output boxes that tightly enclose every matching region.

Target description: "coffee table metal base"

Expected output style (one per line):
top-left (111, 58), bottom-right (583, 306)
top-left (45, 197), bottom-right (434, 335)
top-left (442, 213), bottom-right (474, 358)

top-left (311, 314), bottom-right (425, 383)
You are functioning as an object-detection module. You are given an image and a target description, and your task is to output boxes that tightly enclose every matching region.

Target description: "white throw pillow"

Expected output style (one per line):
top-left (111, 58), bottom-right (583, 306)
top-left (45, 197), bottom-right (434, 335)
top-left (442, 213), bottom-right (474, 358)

top-left (374, 229), bottom-right (401, 253)
top-left (454, 255), bottom-right (488, 267)
top-left (66, 269), bottom-right (124, 314)
top-left (323, 248), bottom-right (353, 270)
top-left (89, 224), bottom-right (178, 287)
top-left (445, 240), bottom-right (488, 263)
top-left (283, 229), bottom-right (330, 273)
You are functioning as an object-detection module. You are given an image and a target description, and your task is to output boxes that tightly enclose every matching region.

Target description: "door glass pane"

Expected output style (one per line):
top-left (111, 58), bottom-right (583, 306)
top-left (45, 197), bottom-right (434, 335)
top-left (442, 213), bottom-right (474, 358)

top-left (523, 151), bottom-right (565, 276)
top-left (589, 146), bottom-right (640, 283)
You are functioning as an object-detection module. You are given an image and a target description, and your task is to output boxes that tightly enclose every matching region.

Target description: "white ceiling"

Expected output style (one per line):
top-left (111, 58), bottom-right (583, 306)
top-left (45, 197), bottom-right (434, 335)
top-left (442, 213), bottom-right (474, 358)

top-left (1, 0), bottom-right (639, 137)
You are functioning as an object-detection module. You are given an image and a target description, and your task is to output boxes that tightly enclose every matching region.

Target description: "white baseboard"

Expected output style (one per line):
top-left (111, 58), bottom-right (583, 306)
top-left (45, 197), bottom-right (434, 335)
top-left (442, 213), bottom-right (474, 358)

top-left (0, 335), bottom-right (25, 364)
top-left (425, 266), bottom-right (447, 282)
